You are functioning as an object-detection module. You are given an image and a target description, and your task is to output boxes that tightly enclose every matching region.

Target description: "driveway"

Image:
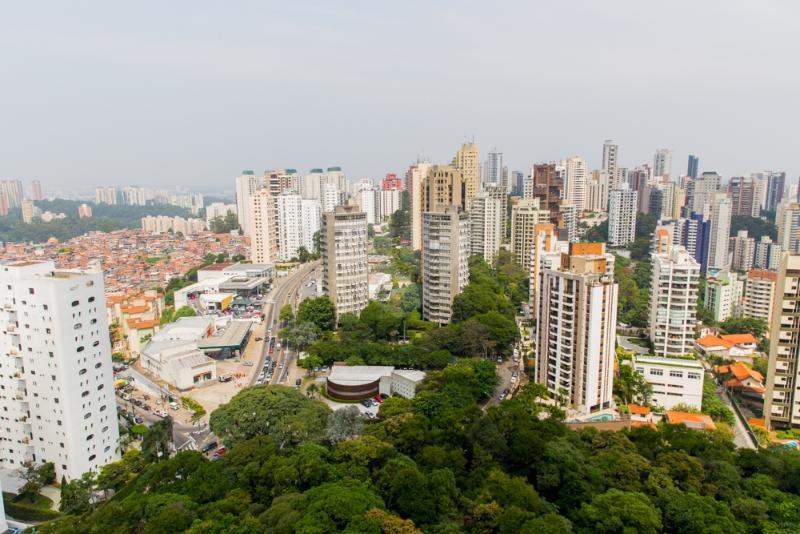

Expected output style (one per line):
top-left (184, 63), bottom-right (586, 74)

top-left (617, 335), bottom-right (651, 355)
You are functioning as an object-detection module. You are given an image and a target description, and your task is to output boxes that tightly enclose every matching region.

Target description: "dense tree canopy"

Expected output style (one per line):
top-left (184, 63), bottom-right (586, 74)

top-left (296, 296), bottom-right (337, 332)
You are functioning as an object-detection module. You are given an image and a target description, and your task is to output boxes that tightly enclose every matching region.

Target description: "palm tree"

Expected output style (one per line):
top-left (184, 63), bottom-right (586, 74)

top-left (306, 383), bottom-right (319, 399)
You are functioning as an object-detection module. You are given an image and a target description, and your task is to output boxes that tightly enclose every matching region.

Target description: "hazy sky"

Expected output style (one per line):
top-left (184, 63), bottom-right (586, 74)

top-left (2, 1), bottom-right (798, 193)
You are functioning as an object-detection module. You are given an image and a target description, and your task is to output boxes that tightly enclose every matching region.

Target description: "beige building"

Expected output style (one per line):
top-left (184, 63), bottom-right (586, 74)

top-left (418, 165), bottom-right (464, 254)
top-left (511, 198), bottom-right (551, 273)
top-left (249, 188), bottom-right (278, 264)
top-left (408, 162), bottom-right (432, 251)
top-left (454, 142), bottom-right (480, 204)
top-left (743, 269), bottom-right (777, 335)
top-left (321, 205), bottom-right (369, 317)
top-left (765, 254), bottom-right (800, 429)
top-left (421, 206), bottom-right (470, 324)
top-left (535, 243), bottom-right (618, 414)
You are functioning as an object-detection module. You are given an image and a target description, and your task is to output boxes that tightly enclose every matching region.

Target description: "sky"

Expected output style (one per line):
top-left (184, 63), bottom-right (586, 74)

top-left (1, 1), bottom-right (798, 194)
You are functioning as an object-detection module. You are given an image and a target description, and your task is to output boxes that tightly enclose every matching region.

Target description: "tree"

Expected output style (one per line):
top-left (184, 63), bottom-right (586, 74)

top-left (279, 304), bottom-right (295, 325)
top-left (281, 321), bottom-right (320, 350)
top-left (297, 296), bottom-right (337, 332)
top-left (59, 472), bottom-right (96, 515)
top-left (18, 460), bottom-right (54, 503)
top-left (398, 284), bottom-right (421, 313)
top-left (574, 489), bottom-right (662, 534)
top-left (173, 305), bottom-right (197, 320)
top-left (209, 385), bottom-right (330, 448)
top-left (615, 362), bottom-right (654, 406)
top-left (142, 416), bottom-right (174, 462)
top-left (326, 406), bottom-right (364, 444)
top-left (719, 316), bottom-right (768, 340)
top-left (297, 246), bottom-right (311, 263)
top-left (730, 215), bottom-right (777, 241)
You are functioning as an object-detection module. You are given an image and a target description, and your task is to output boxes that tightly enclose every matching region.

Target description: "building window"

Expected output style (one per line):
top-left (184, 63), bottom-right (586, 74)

top-left (649, 368), bottom-right (663, 376)
top-left (669, 370), bottom-right (683, 378)
top-left (688, 372), bottom-right (701, 380)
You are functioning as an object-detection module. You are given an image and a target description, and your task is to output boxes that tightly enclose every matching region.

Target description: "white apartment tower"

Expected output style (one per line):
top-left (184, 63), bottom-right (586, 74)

top-left (602, 140), bottom-right (620, 188)
top-left (765, 254), bottom-right (800, 429)
top-left (743, 269), bottom-right (777, 335)
top-left (277, 192), bottom-right (303, 262)
top-left (653, 148), bottom-right (673, 179)
top-left (300, 199), bottom-right (321, 253)
top-left (562, 156), bottom-right (587, 211)
top-left (535, 243), bottom-right (618, 414)
top-left (649, 246), bottom-right (700, 357)
top-left (0, 261), bottom-right (120, 481)
top-left (321, 205), bottom-right (369, 317)
top-left (608, 185), bottom-right (638, 247)
top-left (468, 192), bottom-right (503, 264)
top-left (730, 230), bottom-right (756, 272)
top-left (707, 192), bottom-right (732, 271)
top-left (235, 171), bottom-right (261, 236)
top-left (249, 189), bottom-right (278, 264)
top-left (421, 206), bottom-right (470, 325)
top-left (777, 202), bottom-right (800, 254)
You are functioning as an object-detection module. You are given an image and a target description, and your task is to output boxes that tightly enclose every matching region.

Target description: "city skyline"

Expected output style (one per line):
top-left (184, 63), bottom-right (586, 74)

top-left (1, 1), bottom-right (798, 189)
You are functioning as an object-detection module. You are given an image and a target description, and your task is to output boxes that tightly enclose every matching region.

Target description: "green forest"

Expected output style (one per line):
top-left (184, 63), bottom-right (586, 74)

top-left (0, 200), bottom-right (193, 243)
top-left (38, 377), bottom-right (800, 533)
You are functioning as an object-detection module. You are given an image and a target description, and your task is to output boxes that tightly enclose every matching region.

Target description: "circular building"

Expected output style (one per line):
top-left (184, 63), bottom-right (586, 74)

top-left (326, 365), bottom-right (395, 401)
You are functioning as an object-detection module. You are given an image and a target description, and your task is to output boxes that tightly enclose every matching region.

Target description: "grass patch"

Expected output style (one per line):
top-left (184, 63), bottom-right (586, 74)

top-left (180, 396), bottom-right (207, 419)
top-left (3, 492), bottom-right (60, 521)
top-left (628, 337), bottom-right (650, 348)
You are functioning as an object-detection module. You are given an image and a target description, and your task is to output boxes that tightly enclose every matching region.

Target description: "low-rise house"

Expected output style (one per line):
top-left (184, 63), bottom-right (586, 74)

top-left (666, 411), bottom-right (717, 431)
top-left (695, 333), bottom-right (758, 361)
top-left (138, 317), bottom-right (218, 390)
top-left (715, 361), bottom-right (765, 409)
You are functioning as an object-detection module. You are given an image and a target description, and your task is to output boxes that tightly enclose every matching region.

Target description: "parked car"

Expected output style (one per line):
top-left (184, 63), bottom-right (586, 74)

top-left (218, 374), bottom-right (233, 382)
top-left (169, 402), bottom-right (180, 410)
top-left (154, 410), bottom-right (168, 418)
top-left (360, 400), bottom-right (372, 408)
top-left (216, 446), bottom-right (227, 456)
top-left (373, 395), bottom-right (384, 404)
top-left (255, 337), bottom-right (263, 342)
top-left (134, 416), bottom-right (144, 424)
top-left (201, 441), bottom-right (218, 453)
top-left (242, 360), bottom-right (254, 367)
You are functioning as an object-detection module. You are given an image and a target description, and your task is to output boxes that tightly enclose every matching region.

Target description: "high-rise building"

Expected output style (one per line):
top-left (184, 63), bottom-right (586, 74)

top-left (608, 185), bottom-right (638, 247)
top-left (706, 193), bottom-right (732, 271)
top-left (300, 169), bottom-right (324, 200)
top-left (559, 203), bottom-right (579, 243)
top-left (535, 243), bottom-right (618, 415)
top-left (408, 162), bottom-right (432, 251)
top-left (602, 140), bottom-right (620, 187)
top-left (378, 189), bottom-right (402, 221)
top-left (454, 143), bottom-right (480, 203)
top-left (511, 198), bottom-right (551, 272)
top-left (730, 230), bottom-right (756, 272)
top-left (321, 183), bottom-right (344, 213)
top-left (686, 171), bottom-right (721, 216)
top-left (484, 184), bottom-right (508, 240)
top-left (418, 165), bottom-right (465, 251)
top-left (728, 176), bottom-right (760, 217)
top-left (765, 256), bottom-right (800, 429)
top-left (468, 193), bottom-right (503, 263)
top-left (94, 186), bottom-right (118, 205)
top-left (512, 170), bottom-right (525, 197)
top-left (235, 171), bottom-right (261, 236)
top-left (0, 261), bottom-right (120, 480)
top-left (264, 169), bottom-right (298, 197)
top-left (249, 189), bottom-right (278, 264)
top-left (354, 182), bottom-right (377, 224)
top-left (585, 170), bottom-right (610, 213)
top-left (78, 203), bottom-right (93, 219)
top-left (483, 149), bottom-right (503, 187)
top-left (277, 192), bottom-right (303, 261)
top-left (0, 181), bottom-right (24, 209)
top-left (205, 202), bottom-right (237, 225)
top-left (649, 245), bottom-right (700, 357)
top-left (421, 206), bottom-right (470, 325)
top-left (653, 148), bottom-right (673, 179)
top-left (528, 223), bottom-right (560, 318)
top-left (321, 205), bottom-right (368, 317)
top-left (776, 201), bottom-right (800, 254)
top-left (381, 173), bottom-right (403, 191)
top-left (704, 269), bottom-right (741, 322)
top-left (754, 236), bottom-right (782, 270)
top-left (562, 156), bottom-right (587, 210)
top-left (765, 172), bottom-right (786, 213)
top-left (743, 269), bottom-right (777, 336)
top-left (530, 163), bottom-right (562, 225)
top-left (30, 180), bottom-right (42, 201)
top-left (21, 199), bottom-right (39, 223)
top-left (687, 155), bottom-right (699, 179)
top-left (300, 199), bottom-right (321, 252)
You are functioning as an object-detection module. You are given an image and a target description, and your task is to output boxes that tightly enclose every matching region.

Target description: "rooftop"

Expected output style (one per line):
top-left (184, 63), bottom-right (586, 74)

top-left (633, 354), bottom-right (704, 369)
top-left (328, 365), bottom-right (395, 386)
top-left (666, 411), bottom-right (716, 430)
top-left (197, 320), bottom-right (252, 350)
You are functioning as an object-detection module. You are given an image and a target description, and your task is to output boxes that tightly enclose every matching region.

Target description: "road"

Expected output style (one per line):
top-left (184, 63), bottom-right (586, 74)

top-left (716, 386), bottom-right (758, 449)
top-left (617, 335), bottom-right (651, 355)
top-left (246, 261), bottom-right (319, 386)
